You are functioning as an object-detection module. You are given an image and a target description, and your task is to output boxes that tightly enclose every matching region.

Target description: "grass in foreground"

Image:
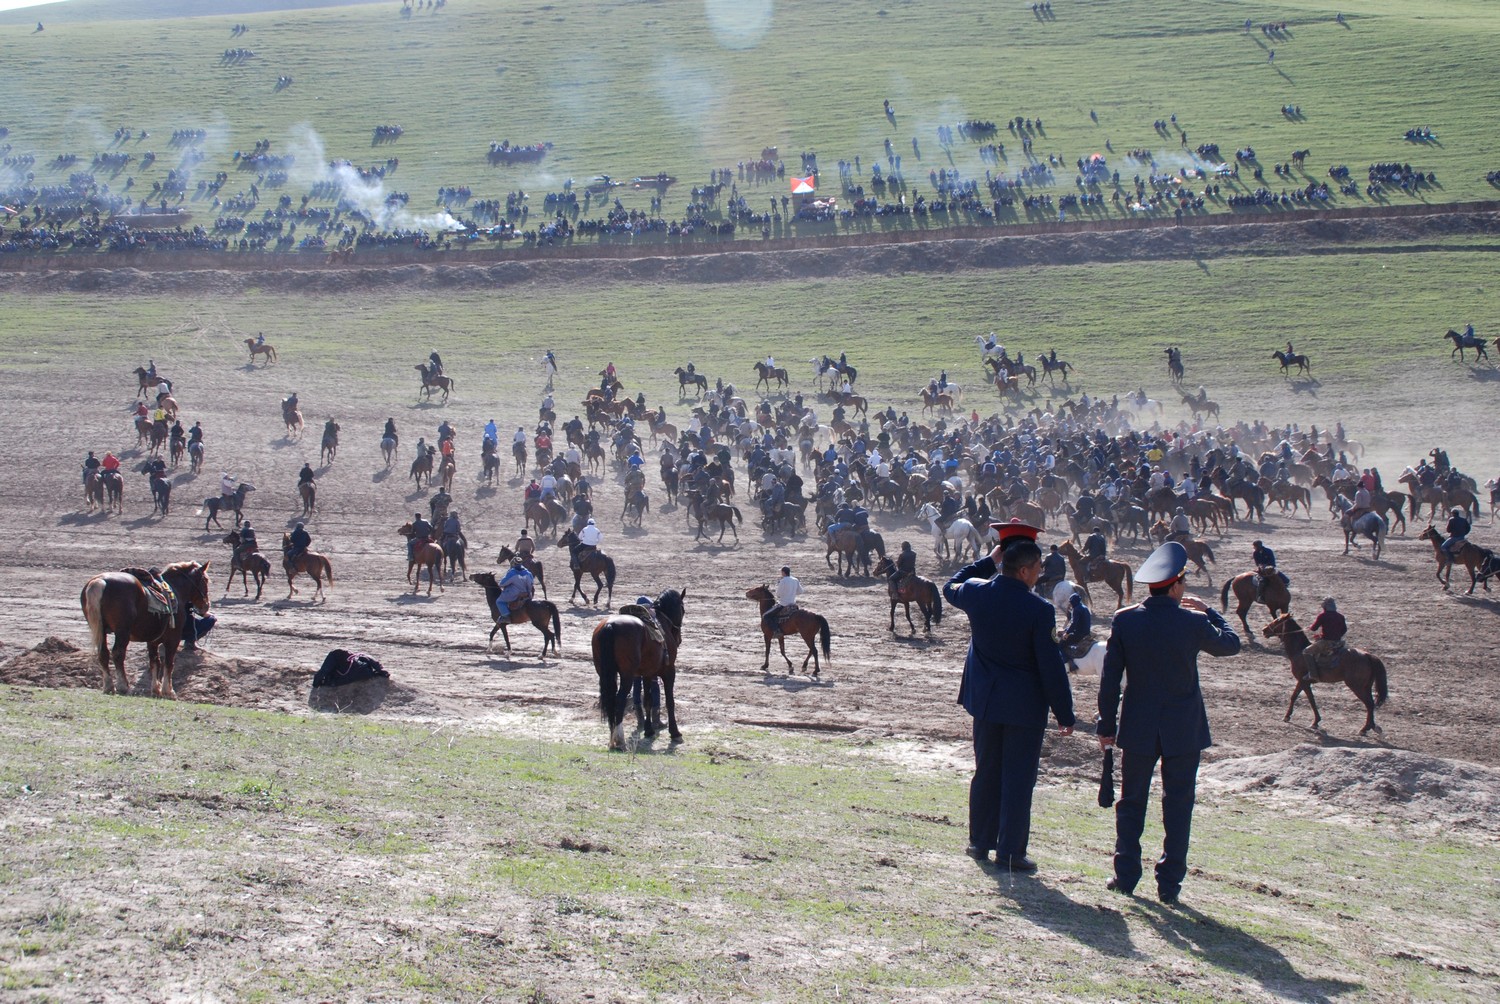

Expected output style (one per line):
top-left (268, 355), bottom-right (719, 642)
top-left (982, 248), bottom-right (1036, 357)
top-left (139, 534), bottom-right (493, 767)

top-left (0, 684), bottom-right (1494, 1001)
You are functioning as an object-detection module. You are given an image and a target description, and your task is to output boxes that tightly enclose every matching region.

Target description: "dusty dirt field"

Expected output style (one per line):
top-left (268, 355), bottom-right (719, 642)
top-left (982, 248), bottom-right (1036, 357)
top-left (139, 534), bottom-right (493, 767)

top-left (3, 306), bottom-right (1499, 811)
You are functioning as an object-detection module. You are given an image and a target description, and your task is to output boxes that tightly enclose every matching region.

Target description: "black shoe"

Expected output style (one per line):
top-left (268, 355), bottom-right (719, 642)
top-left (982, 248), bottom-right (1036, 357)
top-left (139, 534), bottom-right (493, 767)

top-left (1106, 877), bottom-right (1135, 896)
top-left (964, 845), bottom-right (991, 863)
top-left (1158, 889), bottom-right (1180, 905)
top-left (1000, 855), bottom-right (1038, 873)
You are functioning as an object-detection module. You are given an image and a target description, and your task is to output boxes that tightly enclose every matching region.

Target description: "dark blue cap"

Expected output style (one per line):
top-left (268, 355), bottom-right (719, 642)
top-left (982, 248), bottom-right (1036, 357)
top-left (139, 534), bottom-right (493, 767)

top-left (1136, 541), bottom-right (1188, 585)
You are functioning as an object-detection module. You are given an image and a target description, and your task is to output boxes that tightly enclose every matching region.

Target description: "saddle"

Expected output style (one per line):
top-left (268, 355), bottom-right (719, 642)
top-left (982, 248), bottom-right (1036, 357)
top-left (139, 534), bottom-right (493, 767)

top-left (620, 603), bottom-right (665, 645)
top-left (1062, 634), bottom-right (1095, 661)
top-left (123, 568), bottom-right (177, 627)
top-left (1306, 641), bottom-right (1345, 682)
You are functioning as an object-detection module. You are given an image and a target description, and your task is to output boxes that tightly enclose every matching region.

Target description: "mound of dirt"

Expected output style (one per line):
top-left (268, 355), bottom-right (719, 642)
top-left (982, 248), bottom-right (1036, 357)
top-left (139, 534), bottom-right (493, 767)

top-left (309, 676), bottom-right (428, 715)
top-left (1202, 744), bottom-right (1500, 836)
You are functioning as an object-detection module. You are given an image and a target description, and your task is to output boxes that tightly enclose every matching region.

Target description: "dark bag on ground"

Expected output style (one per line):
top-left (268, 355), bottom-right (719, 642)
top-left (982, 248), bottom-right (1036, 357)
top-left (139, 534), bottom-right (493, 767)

top-left (312, 649), bottom-right (388, 688)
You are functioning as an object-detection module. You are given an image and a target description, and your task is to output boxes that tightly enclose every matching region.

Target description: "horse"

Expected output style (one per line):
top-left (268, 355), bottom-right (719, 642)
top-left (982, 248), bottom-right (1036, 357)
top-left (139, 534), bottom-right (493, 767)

top-left (200, 483), bottom-right (254, 530)
top-left (440, 532), bottom-right (467, 582)
top-left (146, 471), bottom-right (172, 516)
top-left (1220, 569), bottom-right (1290, 637)
top-left (1264, 478), bottom-right (1313, 519)
top-left (410, 447), bottom-right (435, 488)
top-left (1418, 525), bottom-right (1493, 594)
top-left (470, 572), bottom-right (562, 658)
top-left (397, 523), bottom-right (443, 594)
top-left (1039, 356), bottom-right (1072, 384)
top-left (1165, 347), bottom-right (1184, 383)
top-left (381, 435), bottom-right (397, 468)
top-left (1057, 540), bottom-right (1133, 609)
top-left (674, 367), bottom-right (708, 398)
top-left (439, 453), bottom-right (456, 492)
top-left (298, 481), bottom-right (317, 518)
top-left (1148, 521), bottom-right (1216, 584)
top-left (525, 497), bottom-right (566, 537)
top-left (83, 470), bottom-right (106, 513)
top-left (1271, 349), bottom-right (1312, 376)
top-left (753, 361), bottom-right (789, 393)
top-left (688, 494), bottom-right (742, 543)
top-left (244, 338), bottom-right (277, 365)
top-left (592, 588), bottom-right (686, 750)
top-left (80, 561), bottom-right (213, 699)
top-left (557, 529), bottom-right (616, 605)
top-left (282, 532), bottom-right (333, 601)
top-left (496, 545), bottom-right (547, 599)
top-left (746, 585), bottom-right (831, 676)
top-left (415, 362), bottom-right (455, 402)
top-left (222, 528), bottom-right (270, 599)
top-left (281, 397), bottom-right (303, 438)
top-left (872, 556), bottom-right (944, 635)
top-left (919, 386), bottom-right (955, 414)
top-left (623, 488), bottom-right (650, 527)
top-left (1181, 392), bottom-right (1220, 421)
top-left (1333, 496), bottom-right (1387, 558)
top-left (1262, 613), bottom-right (1389, 735)
top-left (320, 421), bottom-right (339, 464)
top-left (917, 502), bottom-right (982, 564)
top-left (1444, 329), bottom-right (1490, 362)
top-left (134, 367), bottom-right (171, 398)
top-left (169, 435), bottom-right (185, 468)
top-left (512, 439), bottom-right (527, 475)
top-left (156, 395), bottom-right (180, 422)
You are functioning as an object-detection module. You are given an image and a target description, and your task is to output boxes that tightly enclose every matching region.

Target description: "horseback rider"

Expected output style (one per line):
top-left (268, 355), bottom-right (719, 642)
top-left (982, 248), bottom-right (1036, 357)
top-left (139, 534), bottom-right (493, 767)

top-left (298, 462), bottom-right (315, 488)
top-left (323, 417), bottom-right (338, 440)
top-left (236, 520), bottom-right (259, 566)
top-left (220, 471), bottom-right (237, 503)
top-left (1166, 507), bottom-right (1193, 545)
top-left (102, 450), bottom-right (120, 474)
top-left (1251, 539), bottom-right (1289, 600)
top-left (83, 450), bottom-right (100, 484)
top-left (1084, 528), bottom-right (1109, 579)
top-left (188, 422), bottom-right (203, 446)
top-left (1058, 590), bottom-right (1093, 671)
top-left (891, 541), bottom-right (918, 590)
top-left (1443, 507), bottom-right (1471, 561)
top-left (496, 557), bottom-right (535, 614)
top-left (514, 527), bottom-right (535, 561)
top-left (1463, 322), bottom-right (1476, 341)
top-left (430, 485), bottom-right (452, 520)
top-left (523, 478), bottom-right (541, 502)
top-left (441, 508), bottom-right (465, 550)
top-left (288, 521), bottom-right (312, 561)
top-left (573, 517), bottom-right (602, 570)
top-left (146, 359), bottom-right (157, 380)
top-left (1348, 482), bottom-right (1374, 523)
top-left (383, 417), bottom-right (398, 445)
top-left (408, 512), bottom-right (432, 560)
top-left (255, 331), bottom-right (266, 347)
top-left (1303, 597), bottom-right (1348, 679)
top-left (483, 418), bottom-right (498, 448)
top-left (429, 350), bottom-right (443, 376)
top-left (762, 566), bottom-right (802, 639)
top-left (1038, 543), bottom-right (1067, 597)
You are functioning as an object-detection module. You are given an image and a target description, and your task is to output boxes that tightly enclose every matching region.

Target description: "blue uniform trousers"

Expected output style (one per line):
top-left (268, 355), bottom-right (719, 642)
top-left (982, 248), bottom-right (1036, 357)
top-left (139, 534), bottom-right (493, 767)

top-left (969, 720), bottom-right (1045, 859)
top-left (1113, 740), bottom-right (1201, 897)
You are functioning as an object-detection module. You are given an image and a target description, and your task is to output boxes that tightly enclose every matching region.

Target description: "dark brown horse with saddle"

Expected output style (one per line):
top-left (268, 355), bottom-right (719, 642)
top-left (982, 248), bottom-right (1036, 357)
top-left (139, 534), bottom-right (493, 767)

top-left (592, 589), bottom-right (686, 750)
top-left (745, 585), bottom-right (831, 676)
top-left (497, 545), bottom-right (547, 598)
top-left (80, 561), bottom-right (213, 698)
top-left (470, 572), bottom-right (562, 658)
top-left (872, 556), bottom-right (944, 634)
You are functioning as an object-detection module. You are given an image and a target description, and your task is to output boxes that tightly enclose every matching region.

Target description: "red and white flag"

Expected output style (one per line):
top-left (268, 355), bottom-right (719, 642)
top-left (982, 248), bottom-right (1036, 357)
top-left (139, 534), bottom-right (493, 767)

top-left (790, 175), bottom-right (815, 194)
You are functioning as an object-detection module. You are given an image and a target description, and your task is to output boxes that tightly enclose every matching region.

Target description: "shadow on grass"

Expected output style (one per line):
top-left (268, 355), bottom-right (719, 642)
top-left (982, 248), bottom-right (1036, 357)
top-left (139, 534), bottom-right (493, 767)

top-left (988, 875), bottom-right (1138, 958)
top-left (1141, 902), bottom-right (1363, 1002)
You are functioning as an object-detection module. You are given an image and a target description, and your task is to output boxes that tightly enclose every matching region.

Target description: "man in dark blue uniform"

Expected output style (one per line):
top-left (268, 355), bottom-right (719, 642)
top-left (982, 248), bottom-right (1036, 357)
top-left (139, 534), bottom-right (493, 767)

top-left (1098, 541), bottom-right (1240, 903)
top-left (945, 523), bottom-right (1075, 872)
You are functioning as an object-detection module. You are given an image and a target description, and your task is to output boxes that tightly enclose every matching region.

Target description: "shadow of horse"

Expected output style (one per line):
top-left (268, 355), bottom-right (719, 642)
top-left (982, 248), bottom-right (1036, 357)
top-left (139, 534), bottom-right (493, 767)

top-left (58, 512), bottom-right (111, 526)
top-left (1467, 367), bottom-right (1500, 382)
top-left (1288, 378), bottom-right (1320, 394)
top-left (387, 594), bottom-right (439, 605)
top-left (372, 469), bottom-right (391, 483)
top-left (267, 437), bottom-right (298, 450)
top-left (755, 676), bottom-right (835, 692)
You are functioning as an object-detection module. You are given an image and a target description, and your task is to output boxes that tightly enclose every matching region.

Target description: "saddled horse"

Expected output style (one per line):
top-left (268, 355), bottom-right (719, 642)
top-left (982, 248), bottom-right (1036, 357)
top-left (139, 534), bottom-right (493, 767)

top-left (397, 523), bottom-right (443, 595)
top-left (525, 497), bottom-right (567, 537)
top-left (1220, 569), bottom-right (1290, 637)
top-left (746, 584), bottom-right (831, 676)
top-left (470, 572), bottom-right (562, 658)
top-left (1418, 525), bottom-right (1493, 594)
top-left (381, 433), bottom-right (398, 468)
top-left (917, 502), bottom-right (982, 564)
top-left (1058, 540), bottom-right (1133, 609)
top-left (281, 532), bottom-right (334, 601)
top-left (496, 545), bottom-right (547, 598)
top-left (146, 471), bottom-right (173, 515)
top-left (410, 446), bottom-right (435, 488)
top-left (1333, 496), bottom-right (1387, 558)
top-left (187, 440), bottom-right (204, 474)
top-left (872, 556), bottom-right (944, 635)
top-left (281, 397), bottom-right (303, 438)
top-left (753, 361), bottom-right (789, 392)
top-left (1180, 391), bottom-right (1220, 421)
top-left (557, 529), bottom-right (617, 605)
top-left (592, 588), bottom-right (686, 749)
top-left (512, 439), bottom-right (527, 475)
top-left (134, 367), bottom-right (171, 398)
top-left (674, 366), bottom-right (708, 398)
top-left (80, 561), bottom-right (213, 699)
top-left (222, 528), bottom-right (270, 599)
top-left (1271, 348), bottom-right (1312, 376)
top-left (1263, 613), bottom-right (1389, 735)
top-left (83, 470), bottom-right (107, 513)
top-left (1445, 329), bottom-right (1490, 362)
top-left (623, 488), bottom-right (650, 527)
top-left (416, 362), bottom-right (455, 402)
top-left (298, 480), bottom-right (317, 518)
top-left (1039, 355), bottom-right (1073, 383)
top-left (919, 387), bottom-right (955, 414)
top-left (1148, 521), bottom-right (1216, 584)
top-left (320, 421), bottom-right (339, 464)
top-left (201, 483), bottom-right (254, 530)
top-left (244, 338), bottom-right (277, 365)
top-left (688, 494), bottom-right (742, 544)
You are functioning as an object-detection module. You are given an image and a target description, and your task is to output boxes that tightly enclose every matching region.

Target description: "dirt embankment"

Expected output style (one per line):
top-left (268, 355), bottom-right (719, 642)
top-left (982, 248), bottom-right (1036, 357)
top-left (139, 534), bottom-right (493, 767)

top-left (2, 205), bottom-right (1499, 296)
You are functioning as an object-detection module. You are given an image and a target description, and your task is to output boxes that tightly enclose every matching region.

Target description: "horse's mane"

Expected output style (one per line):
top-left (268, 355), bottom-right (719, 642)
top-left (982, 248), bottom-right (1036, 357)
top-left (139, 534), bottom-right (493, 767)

top-left (654, 588), bottom-right (685, 627)
top-left (160, 561), bottom-right (203, 576)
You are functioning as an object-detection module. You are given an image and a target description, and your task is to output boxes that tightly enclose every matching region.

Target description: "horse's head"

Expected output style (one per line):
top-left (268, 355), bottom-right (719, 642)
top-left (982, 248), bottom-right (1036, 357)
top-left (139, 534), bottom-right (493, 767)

top-left (654, 587), bottom-right (686, 629)
top-left (469, 572), bottom-right (497, 588)
top-left (1261, 612), bottom-right (1299, 639)
top-left (745, 584), bottom-right (770, 603)
top-left (557, 529), bottom-right (577, 546)
top-left (164, 561), bottom-right (213, 615)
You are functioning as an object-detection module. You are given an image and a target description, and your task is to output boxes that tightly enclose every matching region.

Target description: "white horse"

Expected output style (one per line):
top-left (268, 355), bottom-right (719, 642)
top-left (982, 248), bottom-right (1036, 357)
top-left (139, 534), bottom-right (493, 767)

top-left (975, 333), bottom-right (1005, 363)
top-left (917, 502), bottom-right (983, 564)
top-left (1122, 390), bottom-right (1163, 418)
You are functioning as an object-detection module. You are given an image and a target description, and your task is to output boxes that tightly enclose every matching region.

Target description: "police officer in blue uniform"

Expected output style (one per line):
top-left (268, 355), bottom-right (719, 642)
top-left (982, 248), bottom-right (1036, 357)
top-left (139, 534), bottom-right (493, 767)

top-left (1098, 541), bottom-right (1240, 903)
top-left (945, 521), bottom-right (1075, 872)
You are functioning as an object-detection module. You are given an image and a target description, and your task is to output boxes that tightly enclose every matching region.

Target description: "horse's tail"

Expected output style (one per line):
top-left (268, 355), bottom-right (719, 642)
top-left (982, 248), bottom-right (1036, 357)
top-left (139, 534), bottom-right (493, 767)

top-left (1370, 655), bottom-right (1389, 707)
top-left (81, 578), bottom-right (106, 657)
top-left (1220, 576), bottom-right (1232, 611)
top-left (593, 622), bottom-right (619, 718)
top-left (928, 580), bottom-right (944, 624)
top-left (733, 506), bottom-right (743, 525)
top-left (605, 557), bottom-right (617, 591)
top-left (551, 603), bottom-right (562, 651)
top-left (1201, 542), bottom-right (1215, 564)
top-left (817, 615), bottom-right (831, 661)
top-left (1124, 566), bottom-right (1133, 602)
top-left (322, 557), bottom-right (334, 587)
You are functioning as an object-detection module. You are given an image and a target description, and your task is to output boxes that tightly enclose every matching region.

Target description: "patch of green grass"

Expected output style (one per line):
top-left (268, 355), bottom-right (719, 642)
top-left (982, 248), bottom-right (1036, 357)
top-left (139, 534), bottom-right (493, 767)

top-left (1, 0), bottom-right (1498, 246)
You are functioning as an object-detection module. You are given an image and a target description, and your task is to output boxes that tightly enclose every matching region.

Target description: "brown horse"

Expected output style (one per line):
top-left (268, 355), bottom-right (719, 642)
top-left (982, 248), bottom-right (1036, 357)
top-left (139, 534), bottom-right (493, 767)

top-left (525, 497), bottom-right (566, 537)
top-left (1418, 525), bottom-right (1493, 594)
top-left (497, 546), bottom-right (547, 599)
top-left (1057, 540), bottom-right (1133, 609)
top-left (592, 588), bottom-right (686, 749)
top-left (470, 572), bottom-right (562, 658)
top-left (281, 398), bottom-right (303, 438)
top-left (396, 523), bottom-right (442, 594)
top-left (134, 367), bottom-right (171, 398)
top-left (244, 337), bottom-right (277, 364)
top-left (222, 528), bottom-right (271, 599)
top-left (872, 556), bottom-right (945, 635)
top-left (298, 481), bottom-right (317, 517)
top-left (416, 363), bottom-right (455, 403)
top-left (282, 533), bottom-right (334, 601)
top-left (746, 585), bottom-right (831, 676)
top-left (557, 529), bottom-right (616, 605)
top-left (1220, 570), bottom-right (1290, 637)
top-left (439, 453), bottom-right (456, 492)
top-left (753, 361), bottom-right (789, 392)
top-left (410, 446), bottom-right (435, 488)
top-left (688, 494), bottom-right (742, 543)
top-left (83, 470), bottom-right (106, 513)
top-left (1262, 613), bottom-right (1389, 735)
top-left (80, 561), bottom-right (213, 699)
top-left (1149, 521), bottom-right (1217, 584)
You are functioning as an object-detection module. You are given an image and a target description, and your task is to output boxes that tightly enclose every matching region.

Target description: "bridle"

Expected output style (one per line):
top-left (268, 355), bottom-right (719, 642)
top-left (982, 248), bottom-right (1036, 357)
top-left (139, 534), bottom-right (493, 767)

top-left (1263, 619), bottom-right (1306, 641)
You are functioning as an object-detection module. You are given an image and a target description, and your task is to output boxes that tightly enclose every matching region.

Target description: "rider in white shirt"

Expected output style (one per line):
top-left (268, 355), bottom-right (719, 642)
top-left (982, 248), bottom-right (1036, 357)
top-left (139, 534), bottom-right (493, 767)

top-left (220, 472), bottom-right (236, 497)
top-left (513, 426), bottom-right (527, 445)
top-left (762, 565), bottom-right (803, 637)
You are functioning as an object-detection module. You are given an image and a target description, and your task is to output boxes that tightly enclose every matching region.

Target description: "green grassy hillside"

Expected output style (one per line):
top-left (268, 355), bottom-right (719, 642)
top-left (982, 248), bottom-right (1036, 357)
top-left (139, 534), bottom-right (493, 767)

top-left (1, 0), bottom-right (1498, 243)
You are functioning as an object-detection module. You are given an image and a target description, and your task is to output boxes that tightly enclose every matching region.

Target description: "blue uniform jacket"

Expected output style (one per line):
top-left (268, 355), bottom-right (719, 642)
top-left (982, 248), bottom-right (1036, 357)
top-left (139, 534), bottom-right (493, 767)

top-left (944, 557), bottom-right (1075, 730)
top-left (1098, 596), bottom-right (1241, 756)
